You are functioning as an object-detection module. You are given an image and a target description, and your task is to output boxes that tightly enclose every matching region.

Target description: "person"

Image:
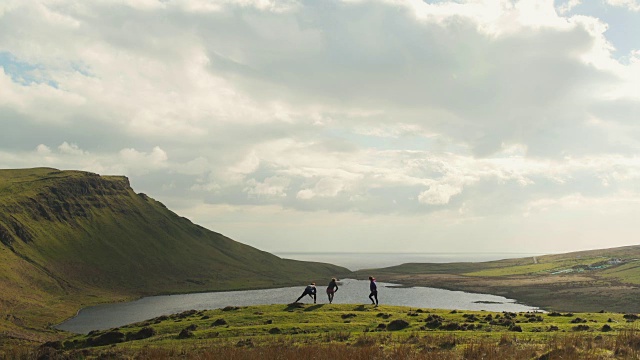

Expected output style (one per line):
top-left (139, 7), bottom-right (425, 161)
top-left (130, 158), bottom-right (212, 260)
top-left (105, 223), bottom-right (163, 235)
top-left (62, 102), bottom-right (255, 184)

top-left (295, 282), bottom-right (317, 303)
top-left (368, 276), bottom-right (378, 306)
top-left (326, 278), bottom-right (339, 304)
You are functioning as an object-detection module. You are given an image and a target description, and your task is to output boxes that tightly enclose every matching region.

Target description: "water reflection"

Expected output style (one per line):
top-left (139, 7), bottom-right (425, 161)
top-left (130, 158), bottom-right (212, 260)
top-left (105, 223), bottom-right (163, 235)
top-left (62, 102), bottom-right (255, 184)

top-left (57, 279), bottom-right (541, 334)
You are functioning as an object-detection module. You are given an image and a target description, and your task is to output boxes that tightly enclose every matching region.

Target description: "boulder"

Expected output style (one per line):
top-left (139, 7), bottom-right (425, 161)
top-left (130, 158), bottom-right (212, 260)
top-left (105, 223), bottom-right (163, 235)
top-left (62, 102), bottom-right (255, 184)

top-left (387, 319), bottom-right (410, 331)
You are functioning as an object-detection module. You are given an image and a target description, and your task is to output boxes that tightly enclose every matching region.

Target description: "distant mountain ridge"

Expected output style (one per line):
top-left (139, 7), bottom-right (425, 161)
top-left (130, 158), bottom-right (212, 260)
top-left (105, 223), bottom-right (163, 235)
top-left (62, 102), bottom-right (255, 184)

top-left (0, 168), bottom-right (349, 342)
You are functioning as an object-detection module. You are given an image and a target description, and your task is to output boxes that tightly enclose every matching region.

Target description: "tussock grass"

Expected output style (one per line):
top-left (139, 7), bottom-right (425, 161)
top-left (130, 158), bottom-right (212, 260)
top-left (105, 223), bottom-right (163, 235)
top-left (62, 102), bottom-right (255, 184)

top-left (6, 304), bottom-right (640, 359)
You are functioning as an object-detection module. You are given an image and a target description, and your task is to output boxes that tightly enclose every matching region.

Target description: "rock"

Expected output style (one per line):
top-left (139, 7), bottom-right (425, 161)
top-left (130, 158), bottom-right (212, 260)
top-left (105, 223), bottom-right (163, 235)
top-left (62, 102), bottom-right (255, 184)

top-left (212, 318), bottom-right (227, 326)
top-left (268, 327), bottom-right (281, 334)
top-left (126, 327), bottom-right (156, 341)
top-left (176, 310), bottom-right (198, 318)
top-left (509, 325), bottom-right (523, 332)
top-left (441, 322), bottom-right (461, 331)
top-left (178, 329), bottom-right (193, 339)
top-left (426, 319), bottom-right (442, 329)
top-left (387, 319), bottom-right (410, 331)
top-left (601, 324), bottom-right (613, 332)
top-left (87, 331), bottom-right (125, 346)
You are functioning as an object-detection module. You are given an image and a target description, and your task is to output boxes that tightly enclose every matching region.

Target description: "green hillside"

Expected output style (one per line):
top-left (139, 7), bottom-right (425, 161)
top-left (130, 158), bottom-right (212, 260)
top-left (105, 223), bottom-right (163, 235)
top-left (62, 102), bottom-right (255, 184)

top-left (358, 246), bottom-right (640, 312)
top-left (0, 168), bottom-right (349, 343)
top-left (20, 304), bottom-right (640, 360)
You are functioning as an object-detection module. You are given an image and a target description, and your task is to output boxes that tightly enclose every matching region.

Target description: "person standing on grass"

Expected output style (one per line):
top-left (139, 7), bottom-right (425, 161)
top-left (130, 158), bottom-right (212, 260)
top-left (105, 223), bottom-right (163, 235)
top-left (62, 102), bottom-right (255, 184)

top-left (368, 276), bottom-right (378, 306)
top-left (326, 278), bottom-right (339, 304)
top-left (295, 282), bottom-right (317, 303)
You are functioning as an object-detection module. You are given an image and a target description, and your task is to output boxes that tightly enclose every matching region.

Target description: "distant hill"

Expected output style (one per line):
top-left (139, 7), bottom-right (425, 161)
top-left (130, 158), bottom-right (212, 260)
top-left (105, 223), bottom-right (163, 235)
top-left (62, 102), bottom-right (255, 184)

top-left (357, 245), bottom-right (640, 313)
top-left (0, 168), bottom-right (349, 343)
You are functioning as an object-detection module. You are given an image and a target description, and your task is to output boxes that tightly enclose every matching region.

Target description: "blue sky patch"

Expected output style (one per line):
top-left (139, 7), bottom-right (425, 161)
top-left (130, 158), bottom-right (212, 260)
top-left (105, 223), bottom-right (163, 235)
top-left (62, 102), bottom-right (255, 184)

top-left (0, 51), bottom-right (59, 88)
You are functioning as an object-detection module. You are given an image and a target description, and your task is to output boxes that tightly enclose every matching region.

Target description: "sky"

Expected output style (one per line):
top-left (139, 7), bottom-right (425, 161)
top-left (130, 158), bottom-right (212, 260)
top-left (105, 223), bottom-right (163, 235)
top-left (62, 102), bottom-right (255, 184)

top-left (1, 0), bottom-right (640, 255)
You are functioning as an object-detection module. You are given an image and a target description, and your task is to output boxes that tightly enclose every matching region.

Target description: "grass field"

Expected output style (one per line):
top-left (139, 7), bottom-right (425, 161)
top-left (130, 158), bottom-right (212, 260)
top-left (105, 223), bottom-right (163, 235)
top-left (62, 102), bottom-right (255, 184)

top-left (7, 303), bottom-right (640, 359)
top-left (358, 247), bottom-right (640, 313)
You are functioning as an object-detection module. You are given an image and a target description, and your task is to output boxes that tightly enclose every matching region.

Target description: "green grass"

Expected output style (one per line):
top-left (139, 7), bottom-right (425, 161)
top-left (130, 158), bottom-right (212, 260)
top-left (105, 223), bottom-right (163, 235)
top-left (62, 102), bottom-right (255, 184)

top-left (600, 262), bottom-right (640, 284)
top-left (464, 257), bottom-right (609, 277)
top-left (20, 303), bottom-right (640, 359)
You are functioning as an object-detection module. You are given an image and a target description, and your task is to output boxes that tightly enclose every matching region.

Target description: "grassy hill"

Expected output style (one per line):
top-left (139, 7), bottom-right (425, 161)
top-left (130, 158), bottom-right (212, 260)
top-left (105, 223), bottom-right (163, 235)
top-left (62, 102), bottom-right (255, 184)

top-left (0, 168), bottom-right (349, 344)
top-left (357, 246), bottom-right (640, 313)
top-left (14, 303), bottom-right (640, 359)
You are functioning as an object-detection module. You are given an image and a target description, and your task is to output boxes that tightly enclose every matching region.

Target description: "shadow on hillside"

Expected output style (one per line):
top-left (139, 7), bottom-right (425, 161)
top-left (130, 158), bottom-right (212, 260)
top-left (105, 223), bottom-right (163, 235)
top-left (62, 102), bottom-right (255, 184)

top-left (303, 304), bottom-right (324, 312)
top-left (285, 303), bottom-right (306, 311)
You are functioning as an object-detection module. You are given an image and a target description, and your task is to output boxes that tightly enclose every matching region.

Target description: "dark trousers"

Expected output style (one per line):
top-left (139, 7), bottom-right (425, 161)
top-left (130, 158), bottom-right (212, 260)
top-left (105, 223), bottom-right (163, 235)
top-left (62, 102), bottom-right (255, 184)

top-left (369, 290), bottom-right (378, 305)
top-left (296, 291), bottom-right (316, 303)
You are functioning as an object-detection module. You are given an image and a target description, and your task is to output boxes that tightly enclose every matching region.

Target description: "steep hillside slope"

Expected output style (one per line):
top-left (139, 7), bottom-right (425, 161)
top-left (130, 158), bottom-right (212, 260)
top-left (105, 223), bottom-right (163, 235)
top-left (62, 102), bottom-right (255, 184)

top-left (0, 168), bottom-right (349, 342)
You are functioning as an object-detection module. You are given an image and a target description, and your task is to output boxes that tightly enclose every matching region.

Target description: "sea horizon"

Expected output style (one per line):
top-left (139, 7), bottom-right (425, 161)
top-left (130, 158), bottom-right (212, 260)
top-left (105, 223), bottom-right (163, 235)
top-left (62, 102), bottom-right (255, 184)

top-left (273, 251), bottom-right (546, 271)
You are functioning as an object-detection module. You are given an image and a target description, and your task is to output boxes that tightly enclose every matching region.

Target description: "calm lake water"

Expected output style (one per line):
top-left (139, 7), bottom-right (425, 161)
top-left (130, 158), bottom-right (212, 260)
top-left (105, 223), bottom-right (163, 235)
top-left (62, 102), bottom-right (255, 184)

top-left (56, 278), bottom-right (542, 334)
top-left (275, 252), bottom-right (543, 271)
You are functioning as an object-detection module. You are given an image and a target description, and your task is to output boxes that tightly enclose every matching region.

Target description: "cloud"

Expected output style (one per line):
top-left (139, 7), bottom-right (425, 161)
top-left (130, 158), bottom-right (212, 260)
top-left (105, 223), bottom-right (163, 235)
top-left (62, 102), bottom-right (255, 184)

top-left (606, 0), bottom-right (640, 11)
top-left (2, 0), bottom-right (640, 252)
top-left (58, 141), bottom-right (85, 155)
top-left (418, 183), bottom-right (463, 205)
top-left (35, 144), bottom-right (51, 154)
top-left (245, 176), bottom-right (290, 197)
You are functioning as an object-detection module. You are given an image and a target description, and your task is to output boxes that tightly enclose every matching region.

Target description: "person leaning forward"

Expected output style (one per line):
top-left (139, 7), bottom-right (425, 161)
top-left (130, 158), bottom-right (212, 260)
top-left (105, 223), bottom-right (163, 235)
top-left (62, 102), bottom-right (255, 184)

top-left (295, 282), bottom-right (317, 303)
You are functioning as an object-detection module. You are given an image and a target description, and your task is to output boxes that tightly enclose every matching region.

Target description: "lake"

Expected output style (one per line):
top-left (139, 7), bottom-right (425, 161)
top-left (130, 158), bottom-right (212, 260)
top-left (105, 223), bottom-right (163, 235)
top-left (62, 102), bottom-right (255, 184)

top-left (56, 278), bottom-right (542, 334)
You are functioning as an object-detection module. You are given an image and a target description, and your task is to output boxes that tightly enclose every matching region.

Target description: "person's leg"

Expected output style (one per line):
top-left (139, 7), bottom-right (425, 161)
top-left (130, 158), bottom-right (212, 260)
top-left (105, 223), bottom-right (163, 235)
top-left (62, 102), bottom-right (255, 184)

top-left (369, 292), bottom-right (375, 304)
top-left (295, 292), bottom-right (306, 302)
top-left (312, 292), bottom-right (316, 304)
top-left (373, 291), bottom-right (378, 305)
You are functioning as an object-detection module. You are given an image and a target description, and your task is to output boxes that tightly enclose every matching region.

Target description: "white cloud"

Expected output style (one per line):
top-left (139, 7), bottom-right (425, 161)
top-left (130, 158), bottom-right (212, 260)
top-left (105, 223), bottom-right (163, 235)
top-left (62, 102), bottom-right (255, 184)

top-left (297, 178), bottom-right (346, 199)
top-left (556, 0), bottom-right (582, 14)
top-left (35, 144), bottom-right (51, 154)
top-left (58, 142), bottom-right (85, 155)
top-left (118, 146), bottom-right (168, 171)
top-left (2, 0), bottom-right (640, 253)
top-left (245, 176), bottom-right (290, 197)
top-left (418, 183), bottom-right (463, 205)
top-left (606, 0), bottom-right (640, 11)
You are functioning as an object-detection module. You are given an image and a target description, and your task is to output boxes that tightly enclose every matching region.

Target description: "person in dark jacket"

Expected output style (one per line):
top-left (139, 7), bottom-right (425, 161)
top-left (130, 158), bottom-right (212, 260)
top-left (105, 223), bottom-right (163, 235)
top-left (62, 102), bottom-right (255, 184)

top-left (368, 276), bottom-right (378, 306)
top-left (295, 282), bottom-right (317, 303)
top-left (326, 278), bottom-right (339, 304)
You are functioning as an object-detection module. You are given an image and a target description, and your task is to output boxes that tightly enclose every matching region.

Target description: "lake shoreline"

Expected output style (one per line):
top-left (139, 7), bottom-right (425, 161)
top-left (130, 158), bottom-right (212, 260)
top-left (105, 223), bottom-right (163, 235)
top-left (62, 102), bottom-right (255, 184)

top-left (56, 278), bottom-right (541, 334)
